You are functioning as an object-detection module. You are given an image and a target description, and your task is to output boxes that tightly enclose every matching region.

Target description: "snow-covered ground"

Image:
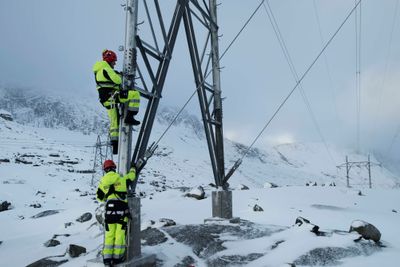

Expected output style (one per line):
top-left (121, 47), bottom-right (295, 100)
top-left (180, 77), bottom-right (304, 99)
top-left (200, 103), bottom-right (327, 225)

top-left (0, 115), bottom-right (399, 267)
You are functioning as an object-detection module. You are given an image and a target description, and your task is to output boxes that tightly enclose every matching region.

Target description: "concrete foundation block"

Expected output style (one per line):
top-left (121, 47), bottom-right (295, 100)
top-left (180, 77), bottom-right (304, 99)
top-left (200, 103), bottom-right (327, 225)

top-left (212, 190), bottom-right (233, 219)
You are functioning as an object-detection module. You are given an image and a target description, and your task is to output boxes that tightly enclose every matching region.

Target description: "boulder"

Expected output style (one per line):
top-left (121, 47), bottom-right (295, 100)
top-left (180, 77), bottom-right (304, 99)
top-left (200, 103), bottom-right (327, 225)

top-left (159, 218), bottom-right (176, 227)
top-left (68, 244), bottom-right (86, 258)
top-left (0, 110), bottom-right (13, 121)
top-left (44, 239), bottom-right (61, 247)
top-left (0, 201), bottom-right (11, 212)
top-left (349, 220), bottom-right (381, 243)
top-left (185, 186), bottom-right (205, 200)
top-left (237, 184), bottom-right (249, 190)
top-left (76, 212), bottom-right (92, 223)
top-left (253, 204), bottom-right (264, 212)
top-left (141, 228), bottom-right (168, 246)
top-left (26, 258), bottom-right (67, 267)
top-left (31, 210), bottom-right (59, 219)
top-left (263, 182), bottom-right (278, 188)
top-left (295, 217), bottom-right (322, 236)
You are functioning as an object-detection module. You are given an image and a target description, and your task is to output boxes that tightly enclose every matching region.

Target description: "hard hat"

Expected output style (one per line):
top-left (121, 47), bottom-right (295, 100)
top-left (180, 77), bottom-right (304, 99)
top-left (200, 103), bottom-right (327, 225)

top-left (103, 159), bottom-right (116, 171)
top-left (102, 50), bottom-right (117, 63)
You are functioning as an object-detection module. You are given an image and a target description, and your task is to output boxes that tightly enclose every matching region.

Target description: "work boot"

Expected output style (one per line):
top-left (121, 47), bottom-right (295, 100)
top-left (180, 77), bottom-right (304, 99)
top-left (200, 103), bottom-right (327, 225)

top-left (124, 111), bottom-right (140, 126)
top-left (111, 140), bottom-right (118, 155)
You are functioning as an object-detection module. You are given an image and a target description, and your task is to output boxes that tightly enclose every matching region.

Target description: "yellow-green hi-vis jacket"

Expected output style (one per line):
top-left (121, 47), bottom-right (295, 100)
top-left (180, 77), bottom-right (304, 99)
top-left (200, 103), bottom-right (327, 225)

top-left (96, 168), bottom-right (136, 203)
top-left (93, 61), bottom-right (121, 91)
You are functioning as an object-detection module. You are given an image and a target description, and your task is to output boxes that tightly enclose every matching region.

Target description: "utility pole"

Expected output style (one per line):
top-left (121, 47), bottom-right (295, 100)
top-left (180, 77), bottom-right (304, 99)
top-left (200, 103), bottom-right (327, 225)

top-left (118, 1), bottom-right (156, 265)
top-left (368, 154), bottom-right (372, 189)
top-left (346, 155), bottom-right (350, 187)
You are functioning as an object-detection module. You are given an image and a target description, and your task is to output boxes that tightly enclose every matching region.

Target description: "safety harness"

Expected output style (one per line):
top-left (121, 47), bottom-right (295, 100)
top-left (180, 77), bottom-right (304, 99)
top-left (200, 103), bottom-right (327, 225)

top-left (103, 185), bottom-right (130, 231)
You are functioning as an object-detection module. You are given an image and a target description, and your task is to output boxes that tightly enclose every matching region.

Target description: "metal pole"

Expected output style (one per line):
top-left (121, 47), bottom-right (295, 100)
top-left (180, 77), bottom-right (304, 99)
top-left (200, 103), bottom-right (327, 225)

top-left (209, 0), bottom-right (225, 187)
top-left (368, 154), bottom-right (372, 188)
top-left (346, 155), bottom-right (350, 187)
top-left (119, 0), bottom-right (139, 175)
top-left (119, 0), bottom-right (141, 262)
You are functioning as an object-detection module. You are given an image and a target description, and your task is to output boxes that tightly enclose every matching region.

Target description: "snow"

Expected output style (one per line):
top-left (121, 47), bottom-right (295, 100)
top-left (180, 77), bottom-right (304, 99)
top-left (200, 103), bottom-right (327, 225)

top-left (351, 220), bottom-right (368, 228)
top-left (1, 117), bottom-right (400, 266)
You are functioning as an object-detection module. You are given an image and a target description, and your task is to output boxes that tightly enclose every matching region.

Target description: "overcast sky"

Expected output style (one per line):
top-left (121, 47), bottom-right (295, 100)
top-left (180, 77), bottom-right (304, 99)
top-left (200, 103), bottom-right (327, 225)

top-left (1, 0), bottom-right (399, 166)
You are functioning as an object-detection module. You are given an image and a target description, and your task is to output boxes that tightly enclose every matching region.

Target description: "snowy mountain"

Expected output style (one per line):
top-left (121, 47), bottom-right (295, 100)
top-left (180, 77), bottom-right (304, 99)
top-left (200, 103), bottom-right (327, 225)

top-left (1, 90), bottom-right (400, 266)
top-left (0, 87), bottom-right (108, 134)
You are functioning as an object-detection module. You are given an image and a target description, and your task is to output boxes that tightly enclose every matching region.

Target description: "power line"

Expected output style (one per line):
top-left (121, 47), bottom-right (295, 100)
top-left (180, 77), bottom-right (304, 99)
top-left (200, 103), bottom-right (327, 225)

top-left (376, 0), bottom-right (399, 149)
top-left (312, 0), bottom-right (340, 123)
top-left (227, 0), bottom-right (362, 170)
top-left (262, 1), bottom-right (336, 165)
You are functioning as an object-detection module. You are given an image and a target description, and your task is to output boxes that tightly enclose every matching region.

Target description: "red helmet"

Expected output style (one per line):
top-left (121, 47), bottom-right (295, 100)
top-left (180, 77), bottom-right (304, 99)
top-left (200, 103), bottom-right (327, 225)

top-left (102, 49), bottom-right (117, 63)
top-left (103, 159), bottom-right (116, 171)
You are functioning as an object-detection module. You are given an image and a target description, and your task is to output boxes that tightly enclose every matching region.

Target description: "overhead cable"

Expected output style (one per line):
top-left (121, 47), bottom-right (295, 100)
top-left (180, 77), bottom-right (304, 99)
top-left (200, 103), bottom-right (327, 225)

top-left (228, 0), bottom-right (362, 171)
top-left (262, 0), bottom-right (336, 166)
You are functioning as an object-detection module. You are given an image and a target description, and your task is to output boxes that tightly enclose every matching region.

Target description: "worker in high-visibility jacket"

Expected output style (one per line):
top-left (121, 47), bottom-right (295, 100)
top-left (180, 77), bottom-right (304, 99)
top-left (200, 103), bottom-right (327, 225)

top-left (96, 159), bottom-right (136, 266)
top-left (93, 49), bottom-right (140, 154)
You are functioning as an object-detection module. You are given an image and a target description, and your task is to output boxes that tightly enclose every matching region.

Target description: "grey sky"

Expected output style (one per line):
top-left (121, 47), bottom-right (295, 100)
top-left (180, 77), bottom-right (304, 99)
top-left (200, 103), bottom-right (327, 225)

top-left (0, 0), bottom-right (399, 165)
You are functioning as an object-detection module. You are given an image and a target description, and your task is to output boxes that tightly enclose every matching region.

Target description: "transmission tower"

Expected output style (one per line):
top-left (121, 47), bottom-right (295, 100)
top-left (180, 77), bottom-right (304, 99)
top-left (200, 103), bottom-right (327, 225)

top-left (116, 0), bottom-right (233, 264)
top-left (336, 155), bottom-right (381, 188)
top-left (91, 135), bottom-right (113, 186)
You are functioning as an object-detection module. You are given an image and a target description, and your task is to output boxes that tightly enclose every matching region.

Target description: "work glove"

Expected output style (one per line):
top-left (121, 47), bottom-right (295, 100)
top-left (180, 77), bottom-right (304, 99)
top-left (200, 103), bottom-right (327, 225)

top-left (119, 90), bottom-right (128, 99)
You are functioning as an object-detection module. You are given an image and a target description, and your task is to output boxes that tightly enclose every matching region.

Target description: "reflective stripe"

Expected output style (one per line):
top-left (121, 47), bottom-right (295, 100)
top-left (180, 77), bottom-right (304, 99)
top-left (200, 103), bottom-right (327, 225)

top-left (103, 254), bottom-right (113, 259)
top-left (113, 245), bottom-right (126, 249)
top-left (131, 99), bottom-right (140, 103)
top-left (112, 253), bottom-right (125, 259)
top-left (97, 83), bottom-right (118, 88)
top-left (128, 107), bottom-right (139, 112)
top-left (106, 198), bottom-right (128, 202)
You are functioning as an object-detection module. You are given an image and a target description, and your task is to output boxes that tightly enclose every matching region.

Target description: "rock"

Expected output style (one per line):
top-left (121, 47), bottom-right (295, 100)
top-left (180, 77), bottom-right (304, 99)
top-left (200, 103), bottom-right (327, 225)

top-left (0, 201), bottom-right (11, 212)
top-left (68, 244), bottom-right (86, 258)
top-left (30, 203), bottom-right (42, 208)
top-left (52, 234), bottom-right (70, 239)
top-left (49, 153), bottom-right (60, 157)
top-left (36, 191), bottom-right (46, 196)
top-left (349, 220), bottom-right (381, 243)
top-left (0, 110), bottom-right (13, 121)
top-left (295, 217), bottom-right (322, 236)
top-left (44, 239), bottom-right (61, 247)
top-left (26, 258), bottom-right (68, 267)
top-left (185, 186), bottom-right (205, 200)
top-left (253, 204), bottom-right (264, 212)
top-left (64, 222), bottom-right (73, 228)
top-left (31, 210), bottom-right (59, 219)
top-left (392, 209), bottom-right (397, 213)
top-left (358, 190), bottom-right (364, 196)
top-left (15, 158), bottom-right (33, 164)
top-left (0, 241), bottom-right (2, 246)
top-left (76, 212), bottom-right (92, 223)
top-left (174, 256), bottom-right (196, 267)
top-left (0, 158), bottom-right (10, 163)
top-left (141, 228), bottom-right (168, 246)
top-left (159, 218), bottom-right (176, 227)
top-left (237, 184), bottom-right (249, 190)
top-left (263, 182), bottom-right (278, 188)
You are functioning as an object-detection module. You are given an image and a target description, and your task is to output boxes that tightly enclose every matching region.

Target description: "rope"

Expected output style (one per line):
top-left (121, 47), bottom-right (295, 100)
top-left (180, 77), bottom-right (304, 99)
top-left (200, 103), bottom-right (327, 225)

top-left (230, 0), bottom-right (362, 168)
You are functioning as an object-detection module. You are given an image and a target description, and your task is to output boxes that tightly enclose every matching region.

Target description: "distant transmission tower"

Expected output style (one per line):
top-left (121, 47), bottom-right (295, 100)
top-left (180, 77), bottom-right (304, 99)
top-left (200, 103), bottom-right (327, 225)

top-left (91, 135), bottom-right (113, 186)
